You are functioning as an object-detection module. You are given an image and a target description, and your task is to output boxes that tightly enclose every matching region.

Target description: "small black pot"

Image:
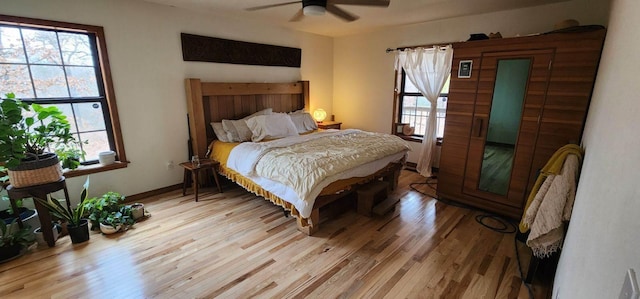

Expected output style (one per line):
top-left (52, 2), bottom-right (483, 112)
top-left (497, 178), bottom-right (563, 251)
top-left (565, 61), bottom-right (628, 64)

top-left (67, 219), bottom-right (90, 244)
top-left (0, 244), bottom-right (23, 263)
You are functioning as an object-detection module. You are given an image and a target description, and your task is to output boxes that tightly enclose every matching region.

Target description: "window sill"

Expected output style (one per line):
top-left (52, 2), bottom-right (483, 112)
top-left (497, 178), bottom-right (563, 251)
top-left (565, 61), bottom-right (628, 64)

top-left (395, 134), bottom-right (443, 146)
top-left (397, 134), bottom-right (423, 143)
top-left (63, 161), bottom-right (129, 178)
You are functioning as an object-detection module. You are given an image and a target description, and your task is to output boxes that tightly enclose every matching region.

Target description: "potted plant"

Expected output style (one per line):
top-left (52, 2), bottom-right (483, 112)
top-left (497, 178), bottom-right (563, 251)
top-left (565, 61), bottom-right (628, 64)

top-left (33, 178), bottom-right (90, 244)
top-left (55, 141), bottom-right (86, 170)
top-left (84, 191), bottom-right (126, 231)
top-left (99, 211), bottom-right (125, 234)
top-left (34, 222), bottom-right (60, 247)
top-left (84, 192), bottom-right (135, 234)
top-left (0, 219), bottom-right (35, 263)
top-left (0, 196), bottom-right (39, 234)
top-left (0, 93), bottom-right (76, 187)
top-left (130, 203), bottom-right (145, 220)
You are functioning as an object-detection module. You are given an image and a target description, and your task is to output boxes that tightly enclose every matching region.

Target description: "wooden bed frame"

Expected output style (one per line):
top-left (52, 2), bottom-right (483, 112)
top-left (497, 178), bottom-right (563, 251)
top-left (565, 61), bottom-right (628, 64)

top-left (185, 78), bottom-right (402, 235)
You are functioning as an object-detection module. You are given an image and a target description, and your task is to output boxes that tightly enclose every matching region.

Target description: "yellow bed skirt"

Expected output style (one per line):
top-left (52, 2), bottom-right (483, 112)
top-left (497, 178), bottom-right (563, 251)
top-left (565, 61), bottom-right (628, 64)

top-left (209, 140), bottom-right (311, 226)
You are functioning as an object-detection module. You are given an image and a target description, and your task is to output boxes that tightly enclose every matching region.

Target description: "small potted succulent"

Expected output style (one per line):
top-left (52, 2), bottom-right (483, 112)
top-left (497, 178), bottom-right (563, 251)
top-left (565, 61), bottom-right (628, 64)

top-left (0, 93), bottom-right (77, 187)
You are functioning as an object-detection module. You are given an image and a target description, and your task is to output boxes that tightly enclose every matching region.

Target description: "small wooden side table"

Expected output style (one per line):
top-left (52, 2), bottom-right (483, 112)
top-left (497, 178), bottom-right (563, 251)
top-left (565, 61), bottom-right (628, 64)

top-left (317, 121), bottom-right (342, 130)
top-left (6, 177), bottom-right (71, 247)
top-left (179, 159), bottom-right (223, 202)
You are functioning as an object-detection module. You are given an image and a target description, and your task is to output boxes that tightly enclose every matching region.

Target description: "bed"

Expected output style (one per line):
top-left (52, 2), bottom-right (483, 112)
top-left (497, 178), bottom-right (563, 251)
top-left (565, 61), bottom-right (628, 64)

top-left (185, 78), bottom-right (408, 235)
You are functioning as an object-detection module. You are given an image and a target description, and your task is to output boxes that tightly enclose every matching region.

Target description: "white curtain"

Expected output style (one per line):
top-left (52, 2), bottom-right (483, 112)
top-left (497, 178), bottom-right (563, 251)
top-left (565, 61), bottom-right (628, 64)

top-left (395, 46), bottom-right (453, 177)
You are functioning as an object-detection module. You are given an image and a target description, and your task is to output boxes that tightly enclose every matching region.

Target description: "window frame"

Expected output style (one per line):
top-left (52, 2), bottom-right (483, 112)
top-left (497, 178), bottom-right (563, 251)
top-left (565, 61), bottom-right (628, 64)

top-left (394, 69), bottom-right (448, 142)
top-left (0, 14), bottom-right (128, 177)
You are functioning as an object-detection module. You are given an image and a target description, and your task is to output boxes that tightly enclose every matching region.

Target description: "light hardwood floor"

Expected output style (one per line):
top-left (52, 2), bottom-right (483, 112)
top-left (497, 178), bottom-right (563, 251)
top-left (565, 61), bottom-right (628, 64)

top-left (0, 170), bottom-right (548, 298)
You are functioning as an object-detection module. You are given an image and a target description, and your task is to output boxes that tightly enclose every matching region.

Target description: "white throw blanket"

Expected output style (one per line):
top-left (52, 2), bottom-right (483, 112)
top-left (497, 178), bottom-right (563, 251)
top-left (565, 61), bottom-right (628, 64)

top-left (524, 154), bottom-right (580, 258)
top-left (227, 129), bottom-right (410, 216)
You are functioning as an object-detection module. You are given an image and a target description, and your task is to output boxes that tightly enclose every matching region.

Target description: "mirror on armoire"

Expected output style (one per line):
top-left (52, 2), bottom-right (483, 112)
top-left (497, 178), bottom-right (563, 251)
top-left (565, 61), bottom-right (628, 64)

top-left (477, 58), bottom-right (531, 195)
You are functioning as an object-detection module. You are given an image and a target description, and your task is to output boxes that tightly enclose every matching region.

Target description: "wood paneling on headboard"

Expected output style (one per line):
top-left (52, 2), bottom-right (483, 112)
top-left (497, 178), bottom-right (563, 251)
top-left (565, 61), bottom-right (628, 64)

top-left (185, 79), bottom-right (310, 157)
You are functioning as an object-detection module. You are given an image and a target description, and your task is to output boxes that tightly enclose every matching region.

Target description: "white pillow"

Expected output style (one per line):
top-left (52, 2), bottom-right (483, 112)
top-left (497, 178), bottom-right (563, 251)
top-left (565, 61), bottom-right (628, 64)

top-left (210, 122), bottom-right (231, 142)
top-left (221, 119), bottom-right (241, 142)
top-left (288, 112), bottom-right (318, 133)
top-left (246, 113), bottom-right (299, 142)
top-left (221, 108), bottom-right (273, 142)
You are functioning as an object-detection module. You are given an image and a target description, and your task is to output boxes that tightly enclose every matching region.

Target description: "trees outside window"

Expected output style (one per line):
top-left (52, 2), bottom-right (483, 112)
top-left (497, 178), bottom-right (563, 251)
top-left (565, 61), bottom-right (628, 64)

top-left (0, 15), bottom-right (125, 166)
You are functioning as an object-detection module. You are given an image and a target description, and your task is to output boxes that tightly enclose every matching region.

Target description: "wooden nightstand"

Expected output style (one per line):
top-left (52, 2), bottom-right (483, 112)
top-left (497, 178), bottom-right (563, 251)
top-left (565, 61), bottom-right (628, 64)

top-left (317, 121), bottom-right (342, 130)
top-left (179, 159), bottom-right (223, 202)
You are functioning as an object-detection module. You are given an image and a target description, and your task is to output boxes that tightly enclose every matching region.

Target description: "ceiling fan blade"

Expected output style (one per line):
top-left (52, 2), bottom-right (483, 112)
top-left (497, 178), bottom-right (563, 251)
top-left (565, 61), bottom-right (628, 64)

top-left (326, 4), bottom-right (359, 22)
top-left (328, 0), bottom-right (390, 7)
top-left (246, 1), bottom-right (301, 11)
top-left (289, 8), bottom-right (305, 22)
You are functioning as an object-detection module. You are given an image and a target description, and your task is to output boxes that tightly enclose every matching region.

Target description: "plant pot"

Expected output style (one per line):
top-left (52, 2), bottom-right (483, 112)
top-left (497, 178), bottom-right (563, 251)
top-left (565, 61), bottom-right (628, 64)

top-left (34, 223), bottom-right (59, 246)
top-left (99, 222), bottom-right (121, 235)
top-left (131, 203), bottom-right (145, 220)
top-left (98, 151), bottom-right (116, 165)
top-left (0, 244), bottom-right (23, 263)
top-left (2, 208), bottom-right (38, 236)
top-left (7, 153), bottom-right (63, 188)
top-left (67, 219), bottom-right (90, 244)
top-left (1, 207), bottom-right (35, 224)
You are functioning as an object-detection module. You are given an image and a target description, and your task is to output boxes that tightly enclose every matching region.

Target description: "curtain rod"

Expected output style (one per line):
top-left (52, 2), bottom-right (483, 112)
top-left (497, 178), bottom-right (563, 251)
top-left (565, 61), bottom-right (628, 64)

top-left (386, 42), bottom-right (456, 53)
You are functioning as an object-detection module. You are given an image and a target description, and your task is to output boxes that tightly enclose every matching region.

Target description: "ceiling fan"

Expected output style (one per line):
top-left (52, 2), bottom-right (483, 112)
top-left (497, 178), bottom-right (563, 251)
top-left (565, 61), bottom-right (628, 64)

top-left (246, 0), bottom-right (390, 22)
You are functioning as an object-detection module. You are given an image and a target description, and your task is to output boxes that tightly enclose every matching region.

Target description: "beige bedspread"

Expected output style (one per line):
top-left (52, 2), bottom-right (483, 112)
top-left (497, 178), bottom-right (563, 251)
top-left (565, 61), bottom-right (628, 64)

top-left (255, 130), bottom-right (409, 199)
top-left (226, 129), bottom-right (410, 217)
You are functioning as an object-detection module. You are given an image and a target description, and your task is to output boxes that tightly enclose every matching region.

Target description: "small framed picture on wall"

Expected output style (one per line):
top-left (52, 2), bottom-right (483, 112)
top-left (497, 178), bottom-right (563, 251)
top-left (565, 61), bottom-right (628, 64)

top-left (458, 60), bottom-right (473, 78)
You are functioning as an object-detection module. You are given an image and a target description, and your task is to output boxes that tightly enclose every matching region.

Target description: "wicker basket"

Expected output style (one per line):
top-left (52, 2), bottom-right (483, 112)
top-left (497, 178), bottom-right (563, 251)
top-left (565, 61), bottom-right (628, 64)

top-left (7, 153), bottom-right (63, 188)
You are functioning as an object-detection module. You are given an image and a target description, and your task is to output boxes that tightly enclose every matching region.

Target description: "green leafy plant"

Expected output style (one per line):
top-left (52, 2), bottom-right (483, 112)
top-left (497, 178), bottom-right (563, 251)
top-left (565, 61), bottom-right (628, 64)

top-left (0, 219), bottom-right (35, 248)
top-left (0, 93), bottom-right (75, 169)
top-left (101, 207), bottom-right (133, 228)
top-left (0, 166), bottom-right (8, 186)
top-left (116, 205), bottom-right (135, 227)
top-left (1, 195), bottom-right (22, 215)
top-left (55, 141), bottom-right (87, 170)
top-left (84, 192), bottom-right (134, 230)
top-left (33, 177), bottom-right (90, 227)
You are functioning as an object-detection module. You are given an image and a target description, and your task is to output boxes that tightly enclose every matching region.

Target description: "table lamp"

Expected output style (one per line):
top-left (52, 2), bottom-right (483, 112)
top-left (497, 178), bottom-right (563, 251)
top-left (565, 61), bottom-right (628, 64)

top-left (313, 108), bottom-right (327, 123)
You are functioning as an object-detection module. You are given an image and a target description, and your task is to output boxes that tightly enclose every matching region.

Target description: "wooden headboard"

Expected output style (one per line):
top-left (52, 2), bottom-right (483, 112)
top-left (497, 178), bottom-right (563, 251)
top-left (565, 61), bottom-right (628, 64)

top-left (185, 78), bottom-right (310, 157)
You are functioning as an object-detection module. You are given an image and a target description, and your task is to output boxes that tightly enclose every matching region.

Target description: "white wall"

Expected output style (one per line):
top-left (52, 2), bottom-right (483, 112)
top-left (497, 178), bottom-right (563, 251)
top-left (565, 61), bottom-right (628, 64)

top-left (0, 0), bottom-right (333, 202)
top-left (333, 0), bottom-right (610, 163)
top-left (554, 0), bottom-right (639, 297)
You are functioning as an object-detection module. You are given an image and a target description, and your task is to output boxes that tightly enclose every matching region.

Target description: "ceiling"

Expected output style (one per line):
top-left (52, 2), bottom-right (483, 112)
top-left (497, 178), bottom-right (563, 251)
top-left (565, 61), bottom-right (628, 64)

top-left (141, 0), bottom-right (569, 37)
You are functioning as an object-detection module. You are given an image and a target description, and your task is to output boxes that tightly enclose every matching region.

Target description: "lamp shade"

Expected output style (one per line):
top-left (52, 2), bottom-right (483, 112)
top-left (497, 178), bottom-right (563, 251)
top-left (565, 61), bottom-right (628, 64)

top-left (313, 109), bottom-right (327, 122)
top-left (303, 5), bottom-right (326, 16)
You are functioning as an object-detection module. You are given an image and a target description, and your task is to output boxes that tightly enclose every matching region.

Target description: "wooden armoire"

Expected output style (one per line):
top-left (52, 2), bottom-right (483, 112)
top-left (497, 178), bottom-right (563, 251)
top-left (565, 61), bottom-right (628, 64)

top-left (437, 28), bottom-right (606, 219)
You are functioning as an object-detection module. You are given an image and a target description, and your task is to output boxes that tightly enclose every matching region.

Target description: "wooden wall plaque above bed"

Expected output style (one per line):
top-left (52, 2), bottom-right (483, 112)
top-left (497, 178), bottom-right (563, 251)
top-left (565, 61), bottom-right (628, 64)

top-left (181, 33), bottom-right (302, 67)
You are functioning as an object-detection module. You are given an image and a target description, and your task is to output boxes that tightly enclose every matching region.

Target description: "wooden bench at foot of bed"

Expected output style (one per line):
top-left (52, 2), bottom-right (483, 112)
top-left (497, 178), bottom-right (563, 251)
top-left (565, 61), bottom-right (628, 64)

top-left (296, 160), bottom-right (403, 235)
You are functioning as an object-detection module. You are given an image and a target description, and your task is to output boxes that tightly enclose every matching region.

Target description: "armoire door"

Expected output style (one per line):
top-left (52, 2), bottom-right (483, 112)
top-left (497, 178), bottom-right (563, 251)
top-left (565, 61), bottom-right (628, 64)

top-left (462, 49), bottom-right (554, 208)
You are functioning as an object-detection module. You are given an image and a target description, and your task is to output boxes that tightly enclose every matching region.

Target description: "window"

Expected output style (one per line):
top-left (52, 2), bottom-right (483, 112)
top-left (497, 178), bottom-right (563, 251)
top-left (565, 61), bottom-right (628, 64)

top-left (0, 15), bottom-right (126, 170)
top-left (397, 70), bottom-right (450, 138)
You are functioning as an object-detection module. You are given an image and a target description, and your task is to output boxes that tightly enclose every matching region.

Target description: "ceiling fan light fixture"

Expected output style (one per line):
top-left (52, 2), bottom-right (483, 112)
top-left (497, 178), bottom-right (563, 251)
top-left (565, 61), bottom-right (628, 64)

top-left (303, 5), bottom-right (326, 16)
